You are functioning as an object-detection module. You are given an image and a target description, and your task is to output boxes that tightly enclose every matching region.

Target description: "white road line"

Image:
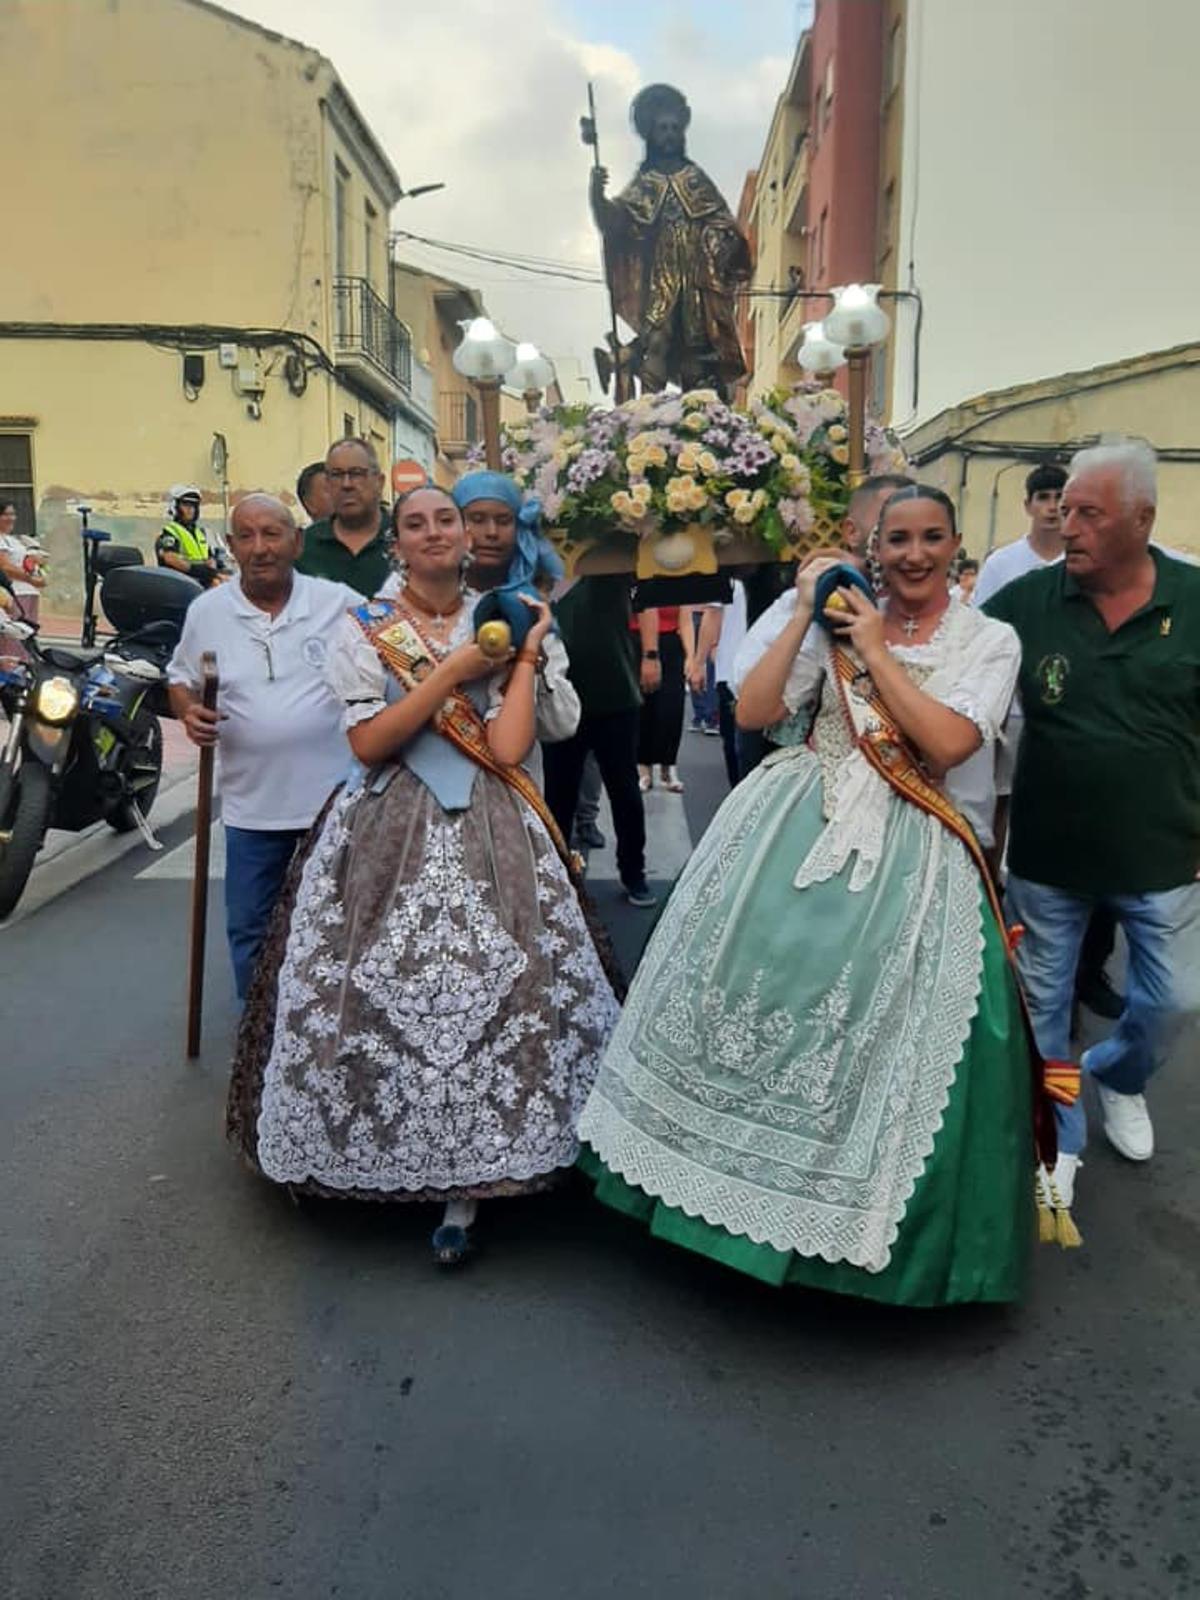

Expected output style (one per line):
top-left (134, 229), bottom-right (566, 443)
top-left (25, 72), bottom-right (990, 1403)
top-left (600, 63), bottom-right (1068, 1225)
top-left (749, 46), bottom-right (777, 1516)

top-left (137, 822), bottom-right (225, 880)
top-left (134, 779), bottom-right (695, 890)
top-left (584, 782), bottom-right (694, 885)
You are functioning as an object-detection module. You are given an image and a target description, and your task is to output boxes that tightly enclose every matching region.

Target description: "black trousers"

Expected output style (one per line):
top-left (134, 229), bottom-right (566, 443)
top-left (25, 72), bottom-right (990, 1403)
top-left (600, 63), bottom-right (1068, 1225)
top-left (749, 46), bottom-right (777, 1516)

top-left (716, 681), bottom-right (739, 788)
top-left (636, 630), bottom-right (686, 767)
top-left (543, 707), bottom-right (647, 886)
top-left (1078, 904), bottom-right (1118, 987)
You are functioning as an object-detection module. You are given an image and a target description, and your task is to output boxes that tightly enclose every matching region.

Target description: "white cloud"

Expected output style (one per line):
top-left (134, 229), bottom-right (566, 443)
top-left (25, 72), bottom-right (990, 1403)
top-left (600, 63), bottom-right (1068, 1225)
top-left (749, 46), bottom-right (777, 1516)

top-left (233, 0), bottom-right (793, 395)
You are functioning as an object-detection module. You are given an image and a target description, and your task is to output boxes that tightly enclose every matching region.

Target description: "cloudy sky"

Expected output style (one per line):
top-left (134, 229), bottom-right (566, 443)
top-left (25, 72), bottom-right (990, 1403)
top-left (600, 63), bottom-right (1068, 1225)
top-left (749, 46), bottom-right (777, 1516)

top-left (235, 0), bottom-right (808, 398)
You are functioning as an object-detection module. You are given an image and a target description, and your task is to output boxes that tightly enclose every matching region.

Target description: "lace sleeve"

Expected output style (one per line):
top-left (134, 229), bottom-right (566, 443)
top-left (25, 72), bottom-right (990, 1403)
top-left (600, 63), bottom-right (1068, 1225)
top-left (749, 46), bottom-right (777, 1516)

top-left (731, 590), bottom-right (825, 714)
top-left (324, 614), bottom-right (389, 730)
top-left (931, 614), bottom-right (1021, 746)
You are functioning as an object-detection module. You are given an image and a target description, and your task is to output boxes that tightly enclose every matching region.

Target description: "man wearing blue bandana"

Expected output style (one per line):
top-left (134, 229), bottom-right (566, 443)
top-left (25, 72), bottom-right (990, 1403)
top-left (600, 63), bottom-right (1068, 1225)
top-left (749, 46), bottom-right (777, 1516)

top-left (449, 471), bottom-right (580, 746)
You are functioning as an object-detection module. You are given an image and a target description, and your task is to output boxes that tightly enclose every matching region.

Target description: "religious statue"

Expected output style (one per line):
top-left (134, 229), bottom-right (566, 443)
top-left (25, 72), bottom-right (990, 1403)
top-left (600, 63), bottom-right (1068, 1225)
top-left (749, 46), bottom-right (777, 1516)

top-left (589, 83), bottom-right (752, 399)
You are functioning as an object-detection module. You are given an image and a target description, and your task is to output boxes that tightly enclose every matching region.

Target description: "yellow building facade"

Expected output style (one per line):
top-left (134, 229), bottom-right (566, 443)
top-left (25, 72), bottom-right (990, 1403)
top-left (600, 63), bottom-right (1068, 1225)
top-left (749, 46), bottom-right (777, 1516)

top-left (904, 343), bottom-right (1200, 559)
top-left (0, 0), bottom-right (431, 612)
top-left (745, 44), bottom-right (811, 404)
top-left (391, 265), bottom-right (486, 489)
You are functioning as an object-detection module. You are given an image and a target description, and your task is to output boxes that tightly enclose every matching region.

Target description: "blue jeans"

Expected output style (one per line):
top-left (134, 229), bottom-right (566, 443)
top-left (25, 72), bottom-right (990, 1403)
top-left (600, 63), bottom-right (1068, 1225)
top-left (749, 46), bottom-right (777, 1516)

top-left (224, 825), bottom-right (306, 1000)
top-left (1006, 874), bottom-right (1200, 1154)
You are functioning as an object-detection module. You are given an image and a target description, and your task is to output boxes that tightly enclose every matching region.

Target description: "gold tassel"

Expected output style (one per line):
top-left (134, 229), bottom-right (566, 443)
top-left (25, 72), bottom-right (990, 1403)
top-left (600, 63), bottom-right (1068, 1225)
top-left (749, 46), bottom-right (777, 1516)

top-left (1045, 1172), bottom-right (1083, 1250)
top-left (1054, 1206), bottom-right (1083, 1249)
top-left (1035, 1168), bottom-right (1056, 1243)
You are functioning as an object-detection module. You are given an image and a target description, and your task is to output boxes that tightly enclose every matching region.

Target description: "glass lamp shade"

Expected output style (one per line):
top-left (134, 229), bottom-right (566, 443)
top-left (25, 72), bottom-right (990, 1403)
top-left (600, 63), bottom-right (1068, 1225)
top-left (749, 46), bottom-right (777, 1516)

top-left (508, 342), bottom-right (556, 395)
top-left (452, 317), bottom-right (518, 381)
top-left (823, 284), bottom-right (890, 349)
top-left (796, 320), bottom-right (846, 375)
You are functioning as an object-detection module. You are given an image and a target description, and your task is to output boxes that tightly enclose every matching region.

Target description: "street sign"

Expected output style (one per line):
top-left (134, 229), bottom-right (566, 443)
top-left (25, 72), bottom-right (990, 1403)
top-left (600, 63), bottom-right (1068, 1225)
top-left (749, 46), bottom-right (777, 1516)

top-left (391, 458), bottom-right (428, 496)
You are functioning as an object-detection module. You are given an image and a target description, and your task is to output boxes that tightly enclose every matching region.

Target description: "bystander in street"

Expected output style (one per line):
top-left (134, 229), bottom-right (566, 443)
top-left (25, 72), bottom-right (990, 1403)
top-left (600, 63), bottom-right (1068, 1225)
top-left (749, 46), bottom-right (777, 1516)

top-left (168, 494), bottom-right (357, 999)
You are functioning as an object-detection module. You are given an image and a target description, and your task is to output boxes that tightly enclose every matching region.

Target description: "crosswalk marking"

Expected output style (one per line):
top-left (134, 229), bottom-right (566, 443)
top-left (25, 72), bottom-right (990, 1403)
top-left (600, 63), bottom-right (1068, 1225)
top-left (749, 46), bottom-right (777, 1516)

top-left (134, 783), bottom-right (694, 889)
top-left (137, 824), bottom-right (225, 880)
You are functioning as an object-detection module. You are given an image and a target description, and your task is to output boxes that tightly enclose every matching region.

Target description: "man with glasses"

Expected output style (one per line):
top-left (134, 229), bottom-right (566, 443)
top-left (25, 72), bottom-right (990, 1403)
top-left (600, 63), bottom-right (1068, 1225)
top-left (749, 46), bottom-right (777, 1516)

top-left (169, 494), bottom-right (358, 999)
top-left (297, 438), bottom-right (392, 597)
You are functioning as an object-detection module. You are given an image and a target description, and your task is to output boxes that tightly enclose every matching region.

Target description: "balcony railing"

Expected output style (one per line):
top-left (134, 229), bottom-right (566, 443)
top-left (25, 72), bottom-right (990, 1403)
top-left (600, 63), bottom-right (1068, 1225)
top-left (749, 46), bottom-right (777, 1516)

top-left (783, 134), bottom-right (809, 235)
top-left (438, 390), bottom-right (480, 453)
top-left (332, 276), bottom-right (412, 396)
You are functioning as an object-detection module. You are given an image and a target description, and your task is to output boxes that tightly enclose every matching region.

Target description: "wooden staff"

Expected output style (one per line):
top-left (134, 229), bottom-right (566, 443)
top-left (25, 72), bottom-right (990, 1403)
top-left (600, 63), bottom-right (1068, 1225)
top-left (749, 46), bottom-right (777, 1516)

top-left (186, 651), bottom-right (219, 1059)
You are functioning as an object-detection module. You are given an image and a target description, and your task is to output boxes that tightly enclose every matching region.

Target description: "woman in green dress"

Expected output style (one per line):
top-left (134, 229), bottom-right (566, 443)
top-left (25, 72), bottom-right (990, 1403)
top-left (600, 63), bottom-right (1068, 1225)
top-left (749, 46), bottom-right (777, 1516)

top-left (579, 485), bottom-right (1036, 1307)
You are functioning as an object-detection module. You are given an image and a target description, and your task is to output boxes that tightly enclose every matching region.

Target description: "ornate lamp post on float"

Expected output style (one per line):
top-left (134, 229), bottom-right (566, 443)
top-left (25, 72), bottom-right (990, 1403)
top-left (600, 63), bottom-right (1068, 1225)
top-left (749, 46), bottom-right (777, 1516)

top-left (452, 319), bottom-right (556, 466)
top-left (820, 284), bottom-right (891, 490)
top-left (509, 343), bottom-right (557, 415)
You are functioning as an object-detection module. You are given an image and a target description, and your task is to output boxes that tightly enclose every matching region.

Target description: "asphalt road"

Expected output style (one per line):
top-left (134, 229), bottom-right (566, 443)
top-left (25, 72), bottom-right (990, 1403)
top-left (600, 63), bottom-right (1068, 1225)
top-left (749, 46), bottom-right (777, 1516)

top-left (2, 737), bottom-right (1198, 1600)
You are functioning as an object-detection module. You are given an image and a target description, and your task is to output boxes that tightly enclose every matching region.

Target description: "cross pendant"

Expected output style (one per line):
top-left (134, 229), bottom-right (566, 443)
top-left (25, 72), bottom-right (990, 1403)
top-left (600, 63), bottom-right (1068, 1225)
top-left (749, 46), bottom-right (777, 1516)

top-left (901, 615), bottom-right (919, 639)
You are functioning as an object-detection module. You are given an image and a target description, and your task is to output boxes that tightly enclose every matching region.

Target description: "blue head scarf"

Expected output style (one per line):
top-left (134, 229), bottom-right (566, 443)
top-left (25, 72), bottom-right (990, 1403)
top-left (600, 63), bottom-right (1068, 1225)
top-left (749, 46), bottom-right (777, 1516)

top-left (452, 471), bottom-right (563, 647)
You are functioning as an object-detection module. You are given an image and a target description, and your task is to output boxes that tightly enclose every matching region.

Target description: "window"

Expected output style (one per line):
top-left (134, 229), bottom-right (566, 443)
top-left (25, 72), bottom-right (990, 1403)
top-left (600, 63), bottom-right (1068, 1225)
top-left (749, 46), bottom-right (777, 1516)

top-left (818, 205), bottom-right (828, 279)
top-left (334, 161), bottom-right (350, 278)
top-left (823, 58), bottom-right (835, 129)
top-left (880, 180), bottom-right (896, 253)
top-left (343, 413), bottom-right (356, 438)
top-left (364, 200), bottom-right (378, 288)
top-left (0, 431), bottom-right (35, 538)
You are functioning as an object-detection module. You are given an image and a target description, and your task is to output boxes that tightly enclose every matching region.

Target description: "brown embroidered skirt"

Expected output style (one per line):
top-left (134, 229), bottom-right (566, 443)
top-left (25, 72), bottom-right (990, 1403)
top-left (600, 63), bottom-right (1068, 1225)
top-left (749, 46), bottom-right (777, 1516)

top-left (227, 767), bottom-right (622, 1202)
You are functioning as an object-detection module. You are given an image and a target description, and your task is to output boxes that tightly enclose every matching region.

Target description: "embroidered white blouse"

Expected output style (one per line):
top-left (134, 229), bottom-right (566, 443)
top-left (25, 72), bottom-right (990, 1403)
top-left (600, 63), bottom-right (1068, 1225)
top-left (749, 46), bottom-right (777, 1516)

top-left (324, 588), bottom-right (581, 745)
top-left (732, 592), bottom-right (1021, 865)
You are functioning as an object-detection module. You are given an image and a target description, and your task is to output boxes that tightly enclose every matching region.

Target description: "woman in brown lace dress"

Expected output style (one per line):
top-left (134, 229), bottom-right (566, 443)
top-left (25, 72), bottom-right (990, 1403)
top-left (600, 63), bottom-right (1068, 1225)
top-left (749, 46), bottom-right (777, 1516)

top-left (228, 486), bottom-right (621, 1265)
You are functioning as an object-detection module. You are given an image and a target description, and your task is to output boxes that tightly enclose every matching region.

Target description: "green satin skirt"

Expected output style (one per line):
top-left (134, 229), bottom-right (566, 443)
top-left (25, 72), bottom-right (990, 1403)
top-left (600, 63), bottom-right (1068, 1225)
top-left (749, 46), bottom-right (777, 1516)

top-left (581, 896), bottom-right (1033, 1309)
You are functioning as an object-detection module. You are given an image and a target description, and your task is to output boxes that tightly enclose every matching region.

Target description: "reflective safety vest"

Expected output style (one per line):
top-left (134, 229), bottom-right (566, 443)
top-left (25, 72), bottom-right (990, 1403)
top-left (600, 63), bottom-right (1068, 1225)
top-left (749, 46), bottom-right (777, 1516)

top-left (161, 520), bottom-right (211, 564)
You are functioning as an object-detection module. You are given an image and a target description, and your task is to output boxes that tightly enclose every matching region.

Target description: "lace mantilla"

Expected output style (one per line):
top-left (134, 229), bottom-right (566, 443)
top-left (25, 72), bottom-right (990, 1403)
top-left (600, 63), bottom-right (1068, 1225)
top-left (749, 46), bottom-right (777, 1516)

top-left (788, 601), bottom-right (1018, 892)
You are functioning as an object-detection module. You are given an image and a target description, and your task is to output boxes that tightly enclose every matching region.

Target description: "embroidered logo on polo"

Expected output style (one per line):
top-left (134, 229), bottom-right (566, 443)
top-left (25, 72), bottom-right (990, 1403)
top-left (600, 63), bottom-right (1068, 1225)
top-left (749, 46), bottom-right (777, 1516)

top-left (302, 636), bottom-right (328, 669)
top-left (1037, 653), bottom-right (1070, 705)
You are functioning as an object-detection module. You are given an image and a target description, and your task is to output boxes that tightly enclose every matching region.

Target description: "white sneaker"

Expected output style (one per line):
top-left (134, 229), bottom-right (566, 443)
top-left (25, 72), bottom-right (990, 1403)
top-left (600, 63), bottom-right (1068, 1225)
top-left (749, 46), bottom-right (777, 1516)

top-left (1096, 1084), bottom-right (1154, 1161)
top-left (1050, 1154), bottom-right (1081, 1210)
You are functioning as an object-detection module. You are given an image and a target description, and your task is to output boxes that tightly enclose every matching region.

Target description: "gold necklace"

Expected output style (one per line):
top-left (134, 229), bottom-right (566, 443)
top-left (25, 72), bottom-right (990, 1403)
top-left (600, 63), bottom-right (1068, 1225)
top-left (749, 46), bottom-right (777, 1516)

top-left (401, 583), bottom-right (463, 628)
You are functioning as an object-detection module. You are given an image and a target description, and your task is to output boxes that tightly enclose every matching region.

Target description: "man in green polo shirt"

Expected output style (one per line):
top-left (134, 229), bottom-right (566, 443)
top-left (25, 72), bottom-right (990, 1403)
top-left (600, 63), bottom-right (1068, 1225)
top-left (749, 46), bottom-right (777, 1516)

top-left (986, 439), bottom-right (1200, 1211)
top-left (297, 437), bottom-right (392, 597)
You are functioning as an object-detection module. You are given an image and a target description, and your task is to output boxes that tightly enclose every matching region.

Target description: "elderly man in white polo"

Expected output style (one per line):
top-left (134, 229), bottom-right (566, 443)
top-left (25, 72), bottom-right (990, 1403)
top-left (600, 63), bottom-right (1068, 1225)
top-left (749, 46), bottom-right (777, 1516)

top-left (168, 493), bottom-right (357, 999)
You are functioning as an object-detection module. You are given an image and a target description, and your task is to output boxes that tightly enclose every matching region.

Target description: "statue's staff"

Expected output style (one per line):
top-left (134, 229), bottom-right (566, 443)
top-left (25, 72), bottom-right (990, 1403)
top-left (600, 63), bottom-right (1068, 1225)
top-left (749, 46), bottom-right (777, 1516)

top-left (581, 83), bottom-right (633, 403)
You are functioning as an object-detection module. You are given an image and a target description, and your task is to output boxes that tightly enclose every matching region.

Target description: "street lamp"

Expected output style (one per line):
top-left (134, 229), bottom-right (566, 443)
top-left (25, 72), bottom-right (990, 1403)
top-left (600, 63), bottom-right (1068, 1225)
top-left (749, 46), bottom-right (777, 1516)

top-left (509, 342), bottom-right (557, 413)
top-left (822, 284), bottom-right (891, 488)
top-left (796, 320), bottom-right (846, 380)
top-left (453, 317), bottom-right (518, 469)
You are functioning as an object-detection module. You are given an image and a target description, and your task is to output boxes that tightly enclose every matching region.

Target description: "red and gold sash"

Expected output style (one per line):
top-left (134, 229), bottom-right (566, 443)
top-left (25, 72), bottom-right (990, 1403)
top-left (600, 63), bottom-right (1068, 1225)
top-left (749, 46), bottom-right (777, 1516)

top-left (354, 600), bottom-right (579, 877)
top-left (827, 642), bottom-right (1078, 1160)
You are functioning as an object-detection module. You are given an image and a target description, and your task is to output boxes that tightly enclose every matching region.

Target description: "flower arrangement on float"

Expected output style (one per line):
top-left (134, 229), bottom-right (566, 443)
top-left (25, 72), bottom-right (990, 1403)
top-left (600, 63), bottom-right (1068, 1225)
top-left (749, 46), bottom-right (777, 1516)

top-left (497, 383), bottom-right (908, 577)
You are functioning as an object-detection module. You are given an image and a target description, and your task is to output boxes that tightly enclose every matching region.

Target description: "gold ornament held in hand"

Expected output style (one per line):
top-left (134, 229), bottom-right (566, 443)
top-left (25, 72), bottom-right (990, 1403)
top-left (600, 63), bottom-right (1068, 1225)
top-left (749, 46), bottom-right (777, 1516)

top-left (477, 620), bottom-right (513, 659)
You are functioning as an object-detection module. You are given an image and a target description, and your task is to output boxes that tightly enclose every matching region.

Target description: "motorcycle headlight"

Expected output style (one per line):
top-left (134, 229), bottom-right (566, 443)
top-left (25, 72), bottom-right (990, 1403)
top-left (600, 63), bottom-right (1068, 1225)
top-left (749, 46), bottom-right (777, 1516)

top-left (34, 674), bottom-right (81, 725)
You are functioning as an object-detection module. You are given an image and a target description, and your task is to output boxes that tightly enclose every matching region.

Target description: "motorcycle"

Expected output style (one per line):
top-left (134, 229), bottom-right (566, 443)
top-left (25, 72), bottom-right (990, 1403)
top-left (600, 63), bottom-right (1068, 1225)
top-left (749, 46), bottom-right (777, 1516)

top-left (0, 529), bottom-right (201, 918)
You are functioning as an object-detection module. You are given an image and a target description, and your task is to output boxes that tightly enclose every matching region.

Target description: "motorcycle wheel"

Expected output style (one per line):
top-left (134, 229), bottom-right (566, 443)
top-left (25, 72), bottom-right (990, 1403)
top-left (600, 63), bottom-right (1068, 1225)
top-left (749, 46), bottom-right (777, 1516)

top-left (108, 706), bottom-right (164, 834)
top-left (0, 760), bottom-right (52, 919)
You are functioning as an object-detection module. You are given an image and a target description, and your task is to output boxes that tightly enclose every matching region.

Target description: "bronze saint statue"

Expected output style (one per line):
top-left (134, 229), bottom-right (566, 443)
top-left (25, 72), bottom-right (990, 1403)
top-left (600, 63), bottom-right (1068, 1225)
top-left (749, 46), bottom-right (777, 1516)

top-left (590, 83), bottom-right (751, 399)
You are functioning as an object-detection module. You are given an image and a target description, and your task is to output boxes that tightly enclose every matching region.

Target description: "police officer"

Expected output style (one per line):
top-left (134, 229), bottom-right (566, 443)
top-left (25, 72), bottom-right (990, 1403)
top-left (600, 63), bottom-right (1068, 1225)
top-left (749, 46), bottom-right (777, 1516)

top-left (157, 485), bottom-right (226, 588)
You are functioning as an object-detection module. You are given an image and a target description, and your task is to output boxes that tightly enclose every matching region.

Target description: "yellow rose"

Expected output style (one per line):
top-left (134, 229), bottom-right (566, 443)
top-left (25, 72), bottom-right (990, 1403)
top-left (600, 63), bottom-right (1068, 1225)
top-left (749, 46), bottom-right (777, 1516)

top-left (725, 488), bottom-right (750, 509)
top-left (683, 388), bottom-right (719, 407)
top-left (780, 453), bottom-right (801, 474)
top-left (611, 491), bottom-right (634, 518)
top-left (644, 445), bottom-right (668, 468)
top-left (683, 413), bottom-right (708, 433)
top-left (631, 481), bottom-right (652, 504)
top-left (697, 451), bottom-right (720, 475)
top-left (750, 489), bottom-right (768, 510)
top-left (831, 444), bottom-right (850, 465)
top-left (733, 503), bottom-right (758, 525)
top-left (827, 424), bottom-right (848, 444)
top-left (677, 445), bottom-right (700, 474)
